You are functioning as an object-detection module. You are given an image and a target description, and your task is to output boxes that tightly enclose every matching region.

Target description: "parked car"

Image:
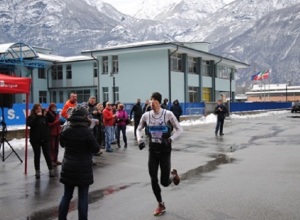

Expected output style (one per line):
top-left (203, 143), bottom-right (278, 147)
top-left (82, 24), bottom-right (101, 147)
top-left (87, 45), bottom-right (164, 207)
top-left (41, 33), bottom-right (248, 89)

top-left (291, 102), bottom-right (300, 113)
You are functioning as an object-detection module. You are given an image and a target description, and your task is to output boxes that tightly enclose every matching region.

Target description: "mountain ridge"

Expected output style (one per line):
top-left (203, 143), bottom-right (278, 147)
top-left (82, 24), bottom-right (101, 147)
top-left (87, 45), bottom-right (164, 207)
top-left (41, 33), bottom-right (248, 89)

top-left (0, 0), bottom-right (299, 86)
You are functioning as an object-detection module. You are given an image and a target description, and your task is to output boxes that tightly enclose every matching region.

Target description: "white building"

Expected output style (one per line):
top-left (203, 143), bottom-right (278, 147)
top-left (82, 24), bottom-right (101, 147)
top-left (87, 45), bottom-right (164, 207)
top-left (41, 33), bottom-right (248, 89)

top-left (0, 41), bottom-right (249, 104)
top-left (246, 83), bottom-right (300, 102)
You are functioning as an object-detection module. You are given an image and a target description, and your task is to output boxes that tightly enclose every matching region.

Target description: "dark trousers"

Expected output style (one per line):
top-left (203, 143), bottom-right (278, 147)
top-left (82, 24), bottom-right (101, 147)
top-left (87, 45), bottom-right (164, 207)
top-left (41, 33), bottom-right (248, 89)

top-left (215, 118), bottom-right (225, 134)
top-left (30, 141), bottom-right (52, 171)
top-left (116, 125), bottom-right (127, 145)
top-left (133, 117), bottom-right (141, 137)
top-left (49, 135), bottom-right (59, 162)
top-left (148, 151), bottom-right (171, 203)
top-left (59, 184), bottom-right (89, 220)
top-left (97, 126), bottom-right (105, 146)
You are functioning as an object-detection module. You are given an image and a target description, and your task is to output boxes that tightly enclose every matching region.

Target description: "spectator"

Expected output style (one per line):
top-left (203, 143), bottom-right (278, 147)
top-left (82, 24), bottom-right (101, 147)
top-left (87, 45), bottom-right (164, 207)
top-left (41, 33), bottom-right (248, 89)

top-left (61, 92), bottom-right (77, 119)
top-left (26, 103), bottom-right (55, 179)
top-left (58, 105), bottom-right (100, 220)
top-left (94, 103), bottom-right (105, 147)
top-left (160, 98), bottom-right (169, 110)
top-left (46, 103), bottom-right (62, 167)
top-left (143, 99), bottom-right (152, 113)
top-left (170, 99), bottom-right (182, 122)
top-left (102, 102), bottom-right (115, 152)
top-left (130, 98), bottom-right (143, 138)
top-left (214, 99), bottom-right (228, 136)
top-left (83, 96), bottom-right (99, 138)
top-left (115, 103), bottom-right (128, 148)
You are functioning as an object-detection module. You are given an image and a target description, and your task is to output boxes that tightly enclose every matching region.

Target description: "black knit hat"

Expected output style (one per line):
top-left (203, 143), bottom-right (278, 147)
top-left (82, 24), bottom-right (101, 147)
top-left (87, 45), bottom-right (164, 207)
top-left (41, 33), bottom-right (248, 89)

top-left (151, 92), bottom-right (162, 104)
top-left (68, 105), bottom-right (89, 122)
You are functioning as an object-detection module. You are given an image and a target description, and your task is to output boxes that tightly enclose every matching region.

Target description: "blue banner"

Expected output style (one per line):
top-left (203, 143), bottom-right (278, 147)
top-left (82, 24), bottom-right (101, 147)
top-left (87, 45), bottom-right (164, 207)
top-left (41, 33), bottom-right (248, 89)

top-left (0, 103), bottom-right (64, 126)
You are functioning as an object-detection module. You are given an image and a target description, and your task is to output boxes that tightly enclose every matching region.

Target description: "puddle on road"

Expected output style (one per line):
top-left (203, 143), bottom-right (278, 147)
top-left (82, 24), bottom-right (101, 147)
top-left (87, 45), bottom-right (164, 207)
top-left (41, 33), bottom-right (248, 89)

top-left (287, 115), bottom-right (300, 118)
top-left (26, 184), bottom-right (135, 220)
top-left (180, 153), bottom-right (235, 182)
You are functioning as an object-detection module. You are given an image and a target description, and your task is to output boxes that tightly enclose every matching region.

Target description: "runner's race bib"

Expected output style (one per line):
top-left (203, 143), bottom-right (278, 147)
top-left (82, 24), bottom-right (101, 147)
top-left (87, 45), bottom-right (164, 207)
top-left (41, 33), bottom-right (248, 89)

top-left (148, 126), bottom-right (169, 144)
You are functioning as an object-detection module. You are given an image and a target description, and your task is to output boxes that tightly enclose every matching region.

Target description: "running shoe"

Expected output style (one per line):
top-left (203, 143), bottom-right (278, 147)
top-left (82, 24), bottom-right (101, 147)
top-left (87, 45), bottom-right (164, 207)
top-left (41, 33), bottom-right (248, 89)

top-left (154, 202), bottom-right (166, 216)
top-left (171, 169), bottom-right (180, 185)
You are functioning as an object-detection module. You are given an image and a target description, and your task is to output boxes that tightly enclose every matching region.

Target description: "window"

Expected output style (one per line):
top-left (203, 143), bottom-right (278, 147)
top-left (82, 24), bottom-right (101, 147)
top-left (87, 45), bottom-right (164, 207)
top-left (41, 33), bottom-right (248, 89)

top-left (113, 87), bottom-right (119, 102)
top-left (95, 89), bottom-right (98, 102)
top-left (66, 64), bottom-right (72, 79)
top-left (59, 91), bottom-right (64, 103)
top-left (39, 91), bottom-right (47, 103)
top-left (52, 65), bottom-right (63, 80)
top-left (102, 87), bottom-right (109, 102)
top-left (112, 55), bottom-right (119, 73)
top-left (218, 65), bottom-right (231, 79)
top-left (52, 91), bottom-right (57, 103)
top-left (202, 60), bottom-right (210, 76)
top-left (102, 56), bottom-right (108, 74)
top-left (188, 57), bottom-right (197, 73)
top-left (93, 62), bottom-right (98, 77)
top-left (171, 53), bottom-right (182, 71)
top-left (38, 68), bottom-right (46, 79)
top-left (74, 90), bottom-right (90, 103)
top-left (51, 67), bottom-right (57, 80)
top-left (202, 87), bottom-right (211, 102)
top-left (58, 65), bottom-right (63, 79)
top-left (188, 87), bottom-right (199, 103)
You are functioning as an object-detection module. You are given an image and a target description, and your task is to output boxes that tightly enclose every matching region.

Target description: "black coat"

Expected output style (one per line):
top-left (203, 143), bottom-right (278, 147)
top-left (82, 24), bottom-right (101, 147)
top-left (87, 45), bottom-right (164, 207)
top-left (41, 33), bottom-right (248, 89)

top-left (170, 103), bottom-right (182, 120)
top-left (26, 114), bottom-right (50, 143)
top-left (214, 104), bottom-right (227, 120)
top-left (130, 103), bottom-right (143, 119)
top-left (60, 126), bottom-right (100, 186)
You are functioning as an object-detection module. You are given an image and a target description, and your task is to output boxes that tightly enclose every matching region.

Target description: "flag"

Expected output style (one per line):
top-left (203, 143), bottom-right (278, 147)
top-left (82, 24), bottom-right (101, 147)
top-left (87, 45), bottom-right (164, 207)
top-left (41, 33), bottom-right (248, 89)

top-left (251, 69), bottom-right (271, 80)
top-left (251, 71), bottom-right (261, 80)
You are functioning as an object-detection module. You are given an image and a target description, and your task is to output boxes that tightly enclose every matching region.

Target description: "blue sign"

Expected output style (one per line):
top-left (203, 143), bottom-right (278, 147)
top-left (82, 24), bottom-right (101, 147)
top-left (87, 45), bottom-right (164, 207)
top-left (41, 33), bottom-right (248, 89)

top-left (0, 103), bottom-right (64, 126)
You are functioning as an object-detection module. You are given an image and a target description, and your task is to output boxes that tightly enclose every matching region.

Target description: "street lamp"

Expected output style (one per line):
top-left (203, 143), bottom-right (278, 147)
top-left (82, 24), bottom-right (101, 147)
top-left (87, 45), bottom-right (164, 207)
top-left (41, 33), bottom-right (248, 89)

top-left (110, 72), bottom-right (116, 104)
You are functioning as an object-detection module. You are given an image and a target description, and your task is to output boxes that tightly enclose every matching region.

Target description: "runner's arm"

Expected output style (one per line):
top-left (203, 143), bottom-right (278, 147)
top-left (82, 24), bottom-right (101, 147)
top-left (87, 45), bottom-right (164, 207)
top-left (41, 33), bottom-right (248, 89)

top-left (167, 111), bottom-right (183, 141)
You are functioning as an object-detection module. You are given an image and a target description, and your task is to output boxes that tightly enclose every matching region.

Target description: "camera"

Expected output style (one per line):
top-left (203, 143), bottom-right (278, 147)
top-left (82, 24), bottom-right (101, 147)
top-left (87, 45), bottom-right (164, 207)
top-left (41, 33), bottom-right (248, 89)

top-left (42, 108), bottom-right (46, 114)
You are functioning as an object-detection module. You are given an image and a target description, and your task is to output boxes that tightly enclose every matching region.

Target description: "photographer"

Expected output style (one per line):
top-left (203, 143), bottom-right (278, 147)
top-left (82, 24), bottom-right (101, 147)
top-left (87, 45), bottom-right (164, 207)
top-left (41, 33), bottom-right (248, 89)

top-left (214, 99), bottom-right (228, 136)
top-left (26, 103), bottom-right (55, 179)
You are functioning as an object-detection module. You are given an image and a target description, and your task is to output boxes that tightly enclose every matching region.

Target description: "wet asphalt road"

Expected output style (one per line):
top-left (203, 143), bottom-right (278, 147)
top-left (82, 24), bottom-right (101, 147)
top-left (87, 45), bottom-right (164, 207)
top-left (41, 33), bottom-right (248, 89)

top-left (1, 111), bottom-right (300, 220)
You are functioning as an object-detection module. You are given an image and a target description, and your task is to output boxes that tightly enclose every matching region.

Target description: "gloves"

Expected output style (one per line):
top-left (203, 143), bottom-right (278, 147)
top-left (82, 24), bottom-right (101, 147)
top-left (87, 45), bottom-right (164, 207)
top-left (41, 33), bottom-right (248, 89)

top-left (139, 142), bottom-right (145, 150)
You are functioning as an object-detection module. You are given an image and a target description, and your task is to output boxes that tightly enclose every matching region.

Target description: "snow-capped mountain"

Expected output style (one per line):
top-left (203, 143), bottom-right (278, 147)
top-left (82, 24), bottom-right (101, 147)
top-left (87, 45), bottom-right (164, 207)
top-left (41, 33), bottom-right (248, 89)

top-left (0, 0), bottom-right (299, 86)
top-left (211, 3), bottom-right (300, 85)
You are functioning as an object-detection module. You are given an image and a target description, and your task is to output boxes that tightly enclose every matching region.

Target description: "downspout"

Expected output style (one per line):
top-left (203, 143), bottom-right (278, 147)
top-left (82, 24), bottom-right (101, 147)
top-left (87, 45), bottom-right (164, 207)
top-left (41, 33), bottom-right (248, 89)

top-left (47, 65), bottom-right (53, 102)
top-left (90, 52), bottom-right (100, 99)
top-left (168, 46), bottom-right (179, 104)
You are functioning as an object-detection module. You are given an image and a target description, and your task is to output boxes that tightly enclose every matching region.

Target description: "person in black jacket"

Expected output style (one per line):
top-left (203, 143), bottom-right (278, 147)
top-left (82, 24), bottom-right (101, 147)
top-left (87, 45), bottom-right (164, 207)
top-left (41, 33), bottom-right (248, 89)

top-left (58, 105), bottom-right (100, 220)
top-left (214, 100), bottom-right (228, 136)
top-left (170, 99), bottom-right (182, 122)
top-left (130, 98), bottom-right (143, 138)
top-left (26, 103), bottom-right (55, 179)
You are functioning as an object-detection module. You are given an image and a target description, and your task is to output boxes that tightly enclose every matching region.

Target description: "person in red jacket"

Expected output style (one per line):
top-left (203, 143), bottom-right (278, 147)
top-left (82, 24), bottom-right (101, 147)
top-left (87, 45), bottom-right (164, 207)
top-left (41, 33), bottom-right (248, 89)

top-left (102, 101), bottom-right (116, 152)
top-left (46, 103), bottom-right (62, 166)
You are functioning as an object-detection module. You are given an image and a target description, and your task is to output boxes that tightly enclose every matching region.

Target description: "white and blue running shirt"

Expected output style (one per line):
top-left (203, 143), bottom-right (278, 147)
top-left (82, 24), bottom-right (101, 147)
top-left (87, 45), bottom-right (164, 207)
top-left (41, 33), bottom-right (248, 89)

top-left (137, 108), bottom-right (183, 143)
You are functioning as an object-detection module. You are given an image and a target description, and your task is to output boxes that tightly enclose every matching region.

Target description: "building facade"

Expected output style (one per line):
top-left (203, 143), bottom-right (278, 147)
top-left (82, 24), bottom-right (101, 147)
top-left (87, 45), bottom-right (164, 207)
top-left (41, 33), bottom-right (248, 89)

top-left (0, 42), bottom-right (249, 105)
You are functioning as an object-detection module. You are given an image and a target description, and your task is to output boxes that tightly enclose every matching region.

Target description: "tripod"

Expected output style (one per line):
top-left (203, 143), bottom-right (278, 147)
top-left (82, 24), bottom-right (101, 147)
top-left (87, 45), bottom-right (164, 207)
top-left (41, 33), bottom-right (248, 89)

top-left (0, 108), bottom-right (23, 163)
